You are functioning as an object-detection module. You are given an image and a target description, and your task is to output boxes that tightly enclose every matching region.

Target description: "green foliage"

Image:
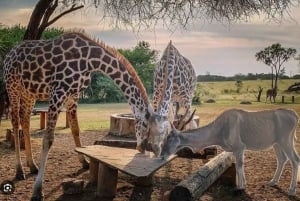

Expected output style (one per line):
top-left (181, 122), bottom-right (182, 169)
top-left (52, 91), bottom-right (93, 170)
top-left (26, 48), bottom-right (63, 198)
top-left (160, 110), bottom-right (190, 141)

top-left (118, 41), bottom-right (158, 94)
top-left (81, 73), bottom-right (125, 103)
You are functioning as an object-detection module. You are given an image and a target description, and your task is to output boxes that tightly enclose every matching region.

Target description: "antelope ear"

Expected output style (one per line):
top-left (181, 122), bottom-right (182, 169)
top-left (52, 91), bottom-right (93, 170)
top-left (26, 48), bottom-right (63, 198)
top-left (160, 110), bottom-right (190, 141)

top-left (170, 122), bottom-right (177, 132)
top-left (146, 105), bottom-right (154, 120)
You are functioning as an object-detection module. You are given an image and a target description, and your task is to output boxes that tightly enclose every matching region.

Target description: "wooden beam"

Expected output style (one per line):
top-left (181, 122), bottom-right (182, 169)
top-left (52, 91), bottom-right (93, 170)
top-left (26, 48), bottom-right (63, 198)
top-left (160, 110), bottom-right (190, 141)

top-left (166, 152), bottom-right (235, 201)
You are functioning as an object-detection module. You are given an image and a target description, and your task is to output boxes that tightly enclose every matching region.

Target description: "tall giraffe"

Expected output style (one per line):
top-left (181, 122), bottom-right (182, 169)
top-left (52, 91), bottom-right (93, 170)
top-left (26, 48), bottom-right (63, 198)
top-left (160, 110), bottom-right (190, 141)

top-left (3, 32), bottom-right (158, 201)
top-left (149, 41), bottom-right (197, 156)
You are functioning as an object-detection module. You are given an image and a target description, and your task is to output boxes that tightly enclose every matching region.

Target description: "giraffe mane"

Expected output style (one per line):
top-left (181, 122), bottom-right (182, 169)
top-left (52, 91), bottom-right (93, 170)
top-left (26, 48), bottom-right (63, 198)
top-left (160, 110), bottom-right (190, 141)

top-left (64, 31), bottom-right (150, 105)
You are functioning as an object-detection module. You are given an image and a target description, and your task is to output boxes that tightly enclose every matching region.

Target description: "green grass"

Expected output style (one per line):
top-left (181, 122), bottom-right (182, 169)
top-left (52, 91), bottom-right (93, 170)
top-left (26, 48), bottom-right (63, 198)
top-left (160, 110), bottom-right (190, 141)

top-left (0, 79), bottom-right (299, 138)
top-left (197, 79), bottom-right (299, 103)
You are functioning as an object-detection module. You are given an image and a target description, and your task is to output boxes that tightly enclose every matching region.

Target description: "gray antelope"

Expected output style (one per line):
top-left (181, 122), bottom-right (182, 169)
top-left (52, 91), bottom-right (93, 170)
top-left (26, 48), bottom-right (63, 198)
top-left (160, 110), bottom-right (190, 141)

top-left (161, 108), bottom-right (300, 196)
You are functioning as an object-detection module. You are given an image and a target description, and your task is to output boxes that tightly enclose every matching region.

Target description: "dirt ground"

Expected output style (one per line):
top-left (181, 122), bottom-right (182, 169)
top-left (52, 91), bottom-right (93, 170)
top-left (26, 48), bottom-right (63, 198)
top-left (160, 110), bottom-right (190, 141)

top-left (1, 126), bottom-right (300, 201)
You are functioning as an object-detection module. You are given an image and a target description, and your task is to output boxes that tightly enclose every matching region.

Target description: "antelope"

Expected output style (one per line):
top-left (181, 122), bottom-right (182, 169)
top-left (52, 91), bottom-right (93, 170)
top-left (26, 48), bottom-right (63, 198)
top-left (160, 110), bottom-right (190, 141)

top-left (161, 108), bottom-right (300, 196)
top-left (266, 87), bottom-right (277, 103)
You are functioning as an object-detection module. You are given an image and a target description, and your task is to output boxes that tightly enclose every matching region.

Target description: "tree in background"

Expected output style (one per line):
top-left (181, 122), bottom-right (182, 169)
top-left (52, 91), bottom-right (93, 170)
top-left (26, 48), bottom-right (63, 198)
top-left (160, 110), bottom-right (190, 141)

top-left (235, 80), bottom-right (243, 93)
top-left (255, 43), bottom-right (297, 90)
top-left (24, 0), bottom-right (300, 40)
top-left (119, 41), bottom-right (158, 94)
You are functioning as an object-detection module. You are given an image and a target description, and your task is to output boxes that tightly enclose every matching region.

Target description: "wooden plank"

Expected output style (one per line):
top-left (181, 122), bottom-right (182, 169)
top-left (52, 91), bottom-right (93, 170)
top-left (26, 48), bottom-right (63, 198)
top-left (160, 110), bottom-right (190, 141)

top-left (75, 145), bottom-right (176, 177)
top-left (168, 152), bottom-right (235, 201)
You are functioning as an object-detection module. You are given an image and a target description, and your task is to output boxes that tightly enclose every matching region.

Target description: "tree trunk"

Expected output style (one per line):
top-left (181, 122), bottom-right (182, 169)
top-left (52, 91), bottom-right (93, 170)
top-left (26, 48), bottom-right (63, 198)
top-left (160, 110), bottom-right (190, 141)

top-left (256, 87), bottom-right (263, 102)
top-left (23, 0), bottom-right (54, 40)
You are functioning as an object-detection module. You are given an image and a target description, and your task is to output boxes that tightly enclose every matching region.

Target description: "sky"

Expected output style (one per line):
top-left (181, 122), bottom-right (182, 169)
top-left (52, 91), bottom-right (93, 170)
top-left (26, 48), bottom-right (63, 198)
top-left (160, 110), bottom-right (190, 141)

top-left (0, 0), bottom-right (300, 76)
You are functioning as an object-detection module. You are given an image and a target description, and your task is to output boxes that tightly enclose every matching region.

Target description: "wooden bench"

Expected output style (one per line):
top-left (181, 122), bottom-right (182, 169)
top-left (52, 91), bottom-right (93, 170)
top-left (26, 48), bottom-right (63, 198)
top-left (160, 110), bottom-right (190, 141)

top-left (75, 145), bottom-right (177, 199)
top-left (32, 107), bottom-right (69, 129)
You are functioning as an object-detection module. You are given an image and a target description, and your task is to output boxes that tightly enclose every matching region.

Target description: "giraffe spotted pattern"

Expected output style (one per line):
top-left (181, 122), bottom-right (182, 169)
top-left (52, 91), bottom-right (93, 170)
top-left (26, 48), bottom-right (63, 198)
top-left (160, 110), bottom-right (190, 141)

top-left (4, 32), bottom-right (155, 201)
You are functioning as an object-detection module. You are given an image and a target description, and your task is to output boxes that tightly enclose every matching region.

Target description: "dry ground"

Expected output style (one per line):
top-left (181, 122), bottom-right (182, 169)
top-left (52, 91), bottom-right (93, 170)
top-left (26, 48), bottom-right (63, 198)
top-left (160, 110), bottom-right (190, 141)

top-left (0, 105), bottom-right (300, 201)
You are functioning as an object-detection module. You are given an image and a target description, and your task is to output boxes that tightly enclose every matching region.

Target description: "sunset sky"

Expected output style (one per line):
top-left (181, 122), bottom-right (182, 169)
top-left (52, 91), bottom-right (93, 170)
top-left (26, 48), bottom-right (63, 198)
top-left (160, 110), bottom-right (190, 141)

top-left (1, 0), bottom-right (300, 76)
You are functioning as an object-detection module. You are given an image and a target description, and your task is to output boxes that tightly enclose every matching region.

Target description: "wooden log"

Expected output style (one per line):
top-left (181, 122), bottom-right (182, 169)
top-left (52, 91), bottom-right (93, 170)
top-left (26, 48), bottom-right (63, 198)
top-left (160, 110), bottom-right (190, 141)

top-left (96, 162), bottom-right (118, 199)
top-left (168, 152), bottom-right (234, 201)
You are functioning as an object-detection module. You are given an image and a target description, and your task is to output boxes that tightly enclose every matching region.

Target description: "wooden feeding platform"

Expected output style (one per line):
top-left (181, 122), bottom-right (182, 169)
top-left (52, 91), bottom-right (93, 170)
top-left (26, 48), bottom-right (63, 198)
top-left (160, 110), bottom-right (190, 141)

top-left (32, 107), bottom-right (70, 129)
top-left (75, 145), bottom-right (176, 199)
top-left (95, 113), bottom-right (217, 158)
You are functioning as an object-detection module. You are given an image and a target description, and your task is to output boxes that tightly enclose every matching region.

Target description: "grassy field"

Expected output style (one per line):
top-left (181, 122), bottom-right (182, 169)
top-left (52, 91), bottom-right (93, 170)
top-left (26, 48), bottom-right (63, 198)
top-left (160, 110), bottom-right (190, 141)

top-left (197, 79), bottom-right (299, 103)
top-left (0, 79), bottom-right (299, 139)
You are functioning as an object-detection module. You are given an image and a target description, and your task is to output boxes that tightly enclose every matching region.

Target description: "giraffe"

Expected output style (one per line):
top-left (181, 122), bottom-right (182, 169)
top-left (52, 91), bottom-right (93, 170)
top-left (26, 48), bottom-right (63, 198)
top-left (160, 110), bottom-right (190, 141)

top-left (3, 32), bottom-right (159, 201)
top-left (148, 41), bottom-right (197, 156)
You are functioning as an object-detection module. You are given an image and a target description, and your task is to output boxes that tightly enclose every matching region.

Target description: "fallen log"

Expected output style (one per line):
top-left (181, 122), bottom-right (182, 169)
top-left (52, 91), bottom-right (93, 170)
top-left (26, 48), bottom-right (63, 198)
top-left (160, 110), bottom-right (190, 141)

top-left (166, 151), bottom-right (235, 201)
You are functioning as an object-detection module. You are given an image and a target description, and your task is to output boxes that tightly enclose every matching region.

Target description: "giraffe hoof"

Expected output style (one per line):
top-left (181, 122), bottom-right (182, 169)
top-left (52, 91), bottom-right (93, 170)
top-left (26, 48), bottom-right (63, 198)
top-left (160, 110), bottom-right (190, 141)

top-left (233, 189), bottom-right (245, 196)
top-left (31, 194), bottom-right (44, 201)
top-left (15, 173), bottom-right (26, 180)
top-left (30, 165), bottom-right (39, 174)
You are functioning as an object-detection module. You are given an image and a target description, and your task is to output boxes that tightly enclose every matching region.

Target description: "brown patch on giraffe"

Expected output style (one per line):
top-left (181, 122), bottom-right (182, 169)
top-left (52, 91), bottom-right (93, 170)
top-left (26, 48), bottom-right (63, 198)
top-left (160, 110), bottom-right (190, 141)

top-left (62, 40), bottom-right (73, 50)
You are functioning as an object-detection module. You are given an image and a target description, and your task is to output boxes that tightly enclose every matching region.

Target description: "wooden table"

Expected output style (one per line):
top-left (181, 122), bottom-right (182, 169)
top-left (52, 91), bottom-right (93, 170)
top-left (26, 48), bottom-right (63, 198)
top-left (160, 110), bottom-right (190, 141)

top-left (32, 107), bottom-right (69, 129)
top-left (75, 145), bottom-right (177, 199)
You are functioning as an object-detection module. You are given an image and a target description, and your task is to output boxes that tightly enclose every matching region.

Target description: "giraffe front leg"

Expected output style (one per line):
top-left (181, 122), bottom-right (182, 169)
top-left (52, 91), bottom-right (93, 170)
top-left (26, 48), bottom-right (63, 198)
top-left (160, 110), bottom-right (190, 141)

top-left (66, 101), bottom-right (89, 169)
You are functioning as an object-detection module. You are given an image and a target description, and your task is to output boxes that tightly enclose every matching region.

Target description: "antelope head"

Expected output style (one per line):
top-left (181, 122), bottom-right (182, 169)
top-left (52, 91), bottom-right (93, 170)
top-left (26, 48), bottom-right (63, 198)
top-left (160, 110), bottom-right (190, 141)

top-left (160, 124), bottom-right (181, 160)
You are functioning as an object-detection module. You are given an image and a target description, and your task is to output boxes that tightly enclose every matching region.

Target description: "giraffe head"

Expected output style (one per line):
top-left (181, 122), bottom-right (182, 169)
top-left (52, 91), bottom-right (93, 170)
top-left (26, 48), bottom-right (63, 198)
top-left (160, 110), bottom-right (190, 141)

top-left (147, 111), bottom-right (170, 156)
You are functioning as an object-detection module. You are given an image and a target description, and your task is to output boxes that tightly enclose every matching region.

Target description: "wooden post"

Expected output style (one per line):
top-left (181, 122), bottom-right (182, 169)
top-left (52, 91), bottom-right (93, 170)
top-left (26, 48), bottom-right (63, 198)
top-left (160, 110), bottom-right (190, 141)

top-left (40, 111), bottom-right (46, 129)
top-left (96, 162), bottom-right (118, 199)
top-left (136, 174), bottom-right (153, 186)
top-left (292, 96), bottom-right (295, 104)
top-left (88, 158), bottom-right (99, 184)
top-left (168, 152), bottom-right (234, 201)
top-left (281, 96), bottom-right (285, 104)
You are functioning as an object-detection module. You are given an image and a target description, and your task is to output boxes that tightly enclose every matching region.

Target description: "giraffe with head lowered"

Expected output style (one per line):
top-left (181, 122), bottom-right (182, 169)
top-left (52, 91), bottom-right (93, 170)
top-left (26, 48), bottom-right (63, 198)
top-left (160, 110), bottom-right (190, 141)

top-left (148, 41), bottom-right (197, 156)
top-left (3, 32), bottom-right (161, 201)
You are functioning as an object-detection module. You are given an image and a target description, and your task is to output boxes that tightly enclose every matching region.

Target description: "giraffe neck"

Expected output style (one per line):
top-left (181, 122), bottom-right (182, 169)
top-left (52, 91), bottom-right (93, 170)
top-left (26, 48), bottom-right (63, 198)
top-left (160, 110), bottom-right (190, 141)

top-left (157, 41), bottom-right (176, 116)
top-left (79, 33), bottom-right (151, 119)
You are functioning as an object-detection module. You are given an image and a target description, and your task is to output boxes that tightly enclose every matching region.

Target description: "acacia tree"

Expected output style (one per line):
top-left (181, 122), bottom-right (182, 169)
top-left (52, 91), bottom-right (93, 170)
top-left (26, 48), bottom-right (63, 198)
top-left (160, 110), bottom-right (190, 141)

top-left (23, 0), bottom-right (83, 40)
top-left (25, 0), bottom-right (300, 40)
top-left (255, 43), bottom-right (297, 90)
